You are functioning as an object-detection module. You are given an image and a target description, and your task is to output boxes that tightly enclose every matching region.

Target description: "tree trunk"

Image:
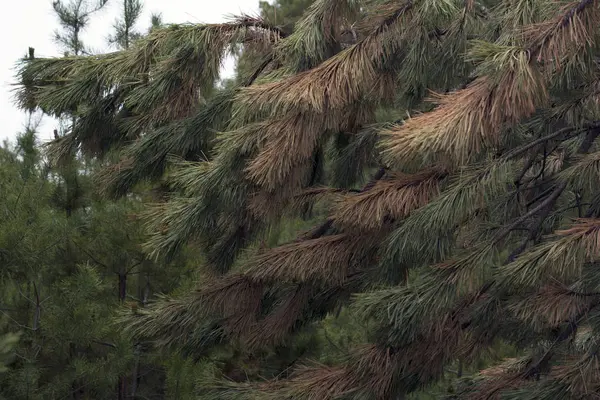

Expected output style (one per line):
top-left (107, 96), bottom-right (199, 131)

top-left (130, 344), bottom-right (141, 398)
top-left (117, 376), bottom-right (127, 400)
top-left (118, 271), bottom-right (127, 399)
top-left (131, 273), bottom-right (150, 397)
top-left (118, 273), bottom-right (127, 302)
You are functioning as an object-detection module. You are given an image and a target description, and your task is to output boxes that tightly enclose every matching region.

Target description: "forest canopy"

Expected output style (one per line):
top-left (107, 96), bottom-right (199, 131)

top-left (4, 0), bottom-right (600, 398)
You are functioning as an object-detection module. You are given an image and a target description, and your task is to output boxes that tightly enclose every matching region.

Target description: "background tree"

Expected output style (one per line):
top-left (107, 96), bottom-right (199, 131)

top-left (0, 91), bottom-right (200, 400)
top-left (53, 0), bottom-right (109, 56)
top-left (259, 0), bottom-right (315, 34)
top-left (223, 0), bottom-right (317, 87)
top-left (1, 2), bottom-right (200, 399)
top-left (109, 0), bottom-right (143, 50)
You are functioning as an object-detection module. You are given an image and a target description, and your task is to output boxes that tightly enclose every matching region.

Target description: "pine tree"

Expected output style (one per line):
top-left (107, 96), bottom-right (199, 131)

top-left (52, 0), bottom-right (109, 55)
top-left (1, 3), bottom-right (201, 399)
top-left (109, 0), bottom-right (143, 50)
top-left (15, 0), bottom-right (600, 398)
top-left (259, 0), bottom-right (316, 34)
top-left (50, 0), bottom-right (109, 221)
top-left (223, 0), bottom-right (317, 88)
top-left (0, 102), bottom-right (198, 400)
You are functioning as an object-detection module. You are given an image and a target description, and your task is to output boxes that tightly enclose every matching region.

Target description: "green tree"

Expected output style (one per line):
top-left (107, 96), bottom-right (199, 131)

top-left (222, 0), bottom-right (315, 88)
top-left (1, 2), bottom-right (202, 399)
top-left (16, 0), bottom-right (600, 398)
top-left (259, 0), bottom-right (316, 34)
top-left (0, 112), bottom-right (198, 400)
top-left (53, 0), bottom-right (109, 56)
top-left (109, 0), bottom-right (143, 49)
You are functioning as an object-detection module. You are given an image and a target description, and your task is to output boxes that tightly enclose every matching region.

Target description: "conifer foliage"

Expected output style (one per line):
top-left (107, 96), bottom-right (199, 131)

top-left (15, 0), bottom-right (600, 397)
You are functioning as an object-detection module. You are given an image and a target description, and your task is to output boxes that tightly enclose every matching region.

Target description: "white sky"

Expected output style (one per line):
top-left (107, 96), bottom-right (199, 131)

top-left (0, 0), bottom-right (259, 143)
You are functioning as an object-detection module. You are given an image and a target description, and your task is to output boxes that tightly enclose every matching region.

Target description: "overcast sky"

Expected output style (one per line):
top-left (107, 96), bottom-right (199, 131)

top-left (0, 0), bottom-right (259, 143)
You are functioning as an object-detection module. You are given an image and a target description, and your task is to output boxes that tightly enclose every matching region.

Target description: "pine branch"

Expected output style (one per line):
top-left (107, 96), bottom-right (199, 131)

top-left (528, 0), bottom-right (598, 61)
top-left (503, 124), bottom-right (599, 162)
top-left (333, 168), bottom-right (445, 231)
top-left (239, 0), bottom-right (413, 116)
top-left (496, 182), bottom-right (567, 250)
top-left (233, 14), bottom-right (289, 39)
top-left (298, 167), bottom-right (386, 240)
top-left (244, 54), bottom-right (275, 86)
top-left (521, 299), bottom-right (600, 380)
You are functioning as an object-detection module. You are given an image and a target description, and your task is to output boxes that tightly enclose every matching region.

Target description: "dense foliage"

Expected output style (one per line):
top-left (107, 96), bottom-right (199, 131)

top-left (6, 0), bottom-right (600, 398)
top-left (0, 1), bottom-right (198, 399)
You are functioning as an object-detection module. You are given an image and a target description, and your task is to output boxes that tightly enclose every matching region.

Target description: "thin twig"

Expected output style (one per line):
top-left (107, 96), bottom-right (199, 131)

top-left (495, 182), bottom-right (567, 247)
